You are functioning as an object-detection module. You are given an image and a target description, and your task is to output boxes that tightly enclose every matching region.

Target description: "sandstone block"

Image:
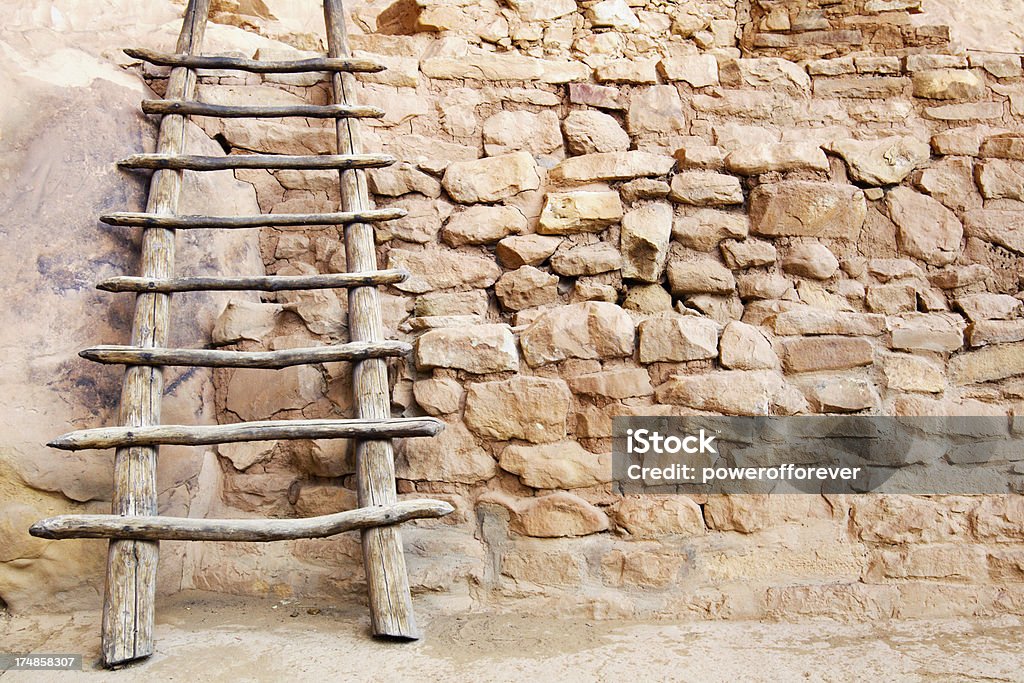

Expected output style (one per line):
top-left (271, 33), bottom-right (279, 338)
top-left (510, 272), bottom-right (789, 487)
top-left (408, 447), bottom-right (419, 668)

top-left (520, 301), bottom-right (635, 366)
top-left (639, 315), bottom-right (720, 363)
top-left (980, 133), bottom-right (1024, 160)
top-left (655, 370), bottom-right (786, 415)
top-left (773, 310), bottom-right (885, 336)
top-left (725, 143), bottom-right (829, 175)
top-left (413, 377), bottom-right (463, 415)
top-left (396, 419), bottom-right (496, 484)
top-left (886, 187), bottom-right (963, 266)
top-left (213, 300), bottom-right (284, 344)
top-left (955, 293), bottom-right (1022, 322)
top-left (627, 85), bottom-right (686, 135)
top-left (882, 355), bottom-right (945, 393)
top-left (737, 272), bottom-right (793, 300)
top-left (623, 284), bottom-right (674, 313)
top-left (826, 136), bottom-right (930, 185)
top-left (950, 342), bottom-right (1024, 385)
top-left (389, 249), bottom-right (501, 293)
top-left (667, 259), bottom-right (737, 295)
top-left (975, 159), bottom-right (1024, 201)
top-left (602, 549), bottom-right (685, 587)
top-left (720, 238), bottom-right (777, 269)
top-left (912, 69), bottom-right (986, 100)
top-left (507, 492), bottom-right (610, 537)
top-left (668, 172), bottom-right (744, 206)
top-left (442, 205), bottom-right (527, 246)
top-left (674, 210), bottom-right (749, 251)
top-left (611, 495), bottom-right (705, 538)
top-left (499, 441), bottom-right (611, 489)
top-left (912, 158), bottom-right (980, 214)
top-left (567, 368), bottom-right (653, 399)
top-left (464, 377), bottom-right (571, 442)
top-left (719, 320), bottom-right (778, 370)
top-left (551, 151), bottom-right (674, 183)
top-left (587, 0), bottom-right (640, 30)
top-left (888, 313), bottom-right (965, 352)
top-left (226, 365), bottom-right (322, 420)
top-left (569, 82), bottom-right (626, 110)
top-left (813, 378), bottom-right (879, 413)
top-left (780, 337), bottom-right (874, 372)
top-left (720, 57), bottom-right (811, 94)
top-left (550, 242), bottom-right (622, 276)
top-left (595, 58), bottom-right (659, 84)
top-left (782, 242), bottom-right (840, 279)
top-left (562, 110), bottom-right (630, 155)
top-left (482, 110), bottom-right (562, 157)
top-left (924, 102), bottom-right (1004, 121)
top-left (422, 54), bottom-right (589, 83)
top-left (967, 320), bottom-right (1024, 347)
top-left (620, 203), bottom-right (672, 282)
top-left (441, 151), bottom-right (540, 203)
top-left (749, 182), bottom-right (867, 238)
top-left (414, 324), bottom-right (518, 374)
top-left (496, 234), bottom-right (563, 268)
top-left (658, 55), bottom-right (719, 87)
top-left (538, 191), bottom-right (623, 234)
top-left (619, 178), bottom-right (672, 202)
top-left (494, 266), bottom-right (559, 311)
top-left (500, 550), bottom-right (581, 586)
top-left (962, 210), bottom-right (1024, 254)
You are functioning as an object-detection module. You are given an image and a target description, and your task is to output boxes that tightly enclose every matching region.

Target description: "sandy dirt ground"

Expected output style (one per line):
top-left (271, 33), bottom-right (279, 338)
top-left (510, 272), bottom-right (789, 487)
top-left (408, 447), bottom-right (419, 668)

top-left (1, 592), bottom-right (1022, 682)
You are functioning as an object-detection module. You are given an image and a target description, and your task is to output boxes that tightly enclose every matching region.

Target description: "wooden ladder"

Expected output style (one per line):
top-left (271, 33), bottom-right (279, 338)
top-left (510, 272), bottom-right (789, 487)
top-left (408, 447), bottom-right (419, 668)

top-left (30, 0), bottom-right (449, 668)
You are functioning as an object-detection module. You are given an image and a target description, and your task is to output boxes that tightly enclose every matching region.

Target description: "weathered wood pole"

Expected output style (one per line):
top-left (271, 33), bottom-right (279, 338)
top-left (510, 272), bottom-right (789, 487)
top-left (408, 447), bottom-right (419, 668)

top-left (101, 0), bottom-right (211, 667)
top-left (324, 0), bottom-right (422, 639)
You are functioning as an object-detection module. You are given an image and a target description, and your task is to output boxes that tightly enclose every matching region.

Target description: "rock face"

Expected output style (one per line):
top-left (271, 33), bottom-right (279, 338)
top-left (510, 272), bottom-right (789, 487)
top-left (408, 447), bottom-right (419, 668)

top-left (442, 151), bottom-right (541, 203)
top-left (464, 377), bottom-right (571, 443)
top-left (520, 302), bottom-right (635, 366)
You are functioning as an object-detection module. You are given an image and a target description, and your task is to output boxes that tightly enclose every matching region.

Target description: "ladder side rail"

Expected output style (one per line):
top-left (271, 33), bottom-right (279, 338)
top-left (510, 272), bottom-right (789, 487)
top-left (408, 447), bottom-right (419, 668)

top-left (101, 0), bottom-right (212, 667)
top-left (324, 0), bottom-right (420, 640)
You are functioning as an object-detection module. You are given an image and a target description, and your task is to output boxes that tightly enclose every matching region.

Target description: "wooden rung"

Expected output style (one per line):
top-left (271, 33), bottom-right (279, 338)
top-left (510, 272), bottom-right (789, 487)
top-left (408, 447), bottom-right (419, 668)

top-left (119, 153), bottom-right (395, 172)
top-left (123, 48), bottom-right (385, 74)
top-left (48, 417), bottom-right (444, 450)
top-left (99, 208), bottom-right (405, 229)
top-left (80, 340), bottom-right (411, 368)
top-left (97, 269), bottom-right (410, 293)
top-left (142, 100), bottom-right (385, 119)
top-left (30, 499), bottom-right (454, 542)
